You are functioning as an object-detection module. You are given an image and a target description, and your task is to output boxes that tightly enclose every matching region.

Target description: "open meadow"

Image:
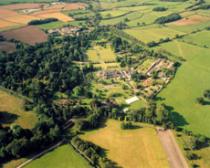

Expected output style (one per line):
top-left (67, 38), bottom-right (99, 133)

top-left (81, 119), bottom-right (169, 168)
top-left (0, 90), bottom-right (37, 129)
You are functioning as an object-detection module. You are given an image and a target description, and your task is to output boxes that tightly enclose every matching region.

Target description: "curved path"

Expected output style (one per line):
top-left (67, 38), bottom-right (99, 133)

top-left (157, 129), bottom-right (189, 168)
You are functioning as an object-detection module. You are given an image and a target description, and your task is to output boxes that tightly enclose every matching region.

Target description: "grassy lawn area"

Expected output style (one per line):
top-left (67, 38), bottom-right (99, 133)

top-left (0, 90), bottom-right (37, 129)
top-left (81, 119), bottom-right (169, 168)
top-left (87, 44), bottom-right (116, 63)
top-left (25, 144), bottom-right (91, 168)
top-left (92, 81), bottom-right (133, 104)
top-left (124, 26), bottom-right (185, 43)
top-left (156, 40), bottom-right (210, 137)
top-left (129, 99), bottom-right (146, 111)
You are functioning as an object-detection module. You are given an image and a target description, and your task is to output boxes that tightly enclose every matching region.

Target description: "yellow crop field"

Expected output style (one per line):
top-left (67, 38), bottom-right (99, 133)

top-left (36, 12), bottom-right (73, 22)
top-left (81, 120), bottom-right (169, 168)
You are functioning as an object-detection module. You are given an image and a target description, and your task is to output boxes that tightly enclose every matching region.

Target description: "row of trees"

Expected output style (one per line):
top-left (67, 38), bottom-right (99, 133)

top-left (71, 137), bottom-right (117, 167)
top-left (28, 18), bottom-right (58, 25)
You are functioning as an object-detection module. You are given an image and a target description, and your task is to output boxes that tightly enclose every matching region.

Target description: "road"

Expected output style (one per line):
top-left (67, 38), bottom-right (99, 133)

top-left (157, 129), bottom-right (189, 168)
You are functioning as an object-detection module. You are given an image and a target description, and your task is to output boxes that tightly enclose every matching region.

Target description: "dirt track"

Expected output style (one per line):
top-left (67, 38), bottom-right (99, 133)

top-left (157, 129), bottom-right (189, 168)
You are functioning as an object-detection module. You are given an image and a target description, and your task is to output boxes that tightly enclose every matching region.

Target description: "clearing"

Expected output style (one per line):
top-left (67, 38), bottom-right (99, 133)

top-left (81, 119), bottom-right (169, 168)
top-left (87, 44), bottom-right (116, 63)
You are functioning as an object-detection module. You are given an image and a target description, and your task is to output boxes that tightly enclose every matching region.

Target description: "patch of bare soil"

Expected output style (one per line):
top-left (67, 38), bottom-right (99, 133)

top-left (157, 129), bottom-right (189, 168)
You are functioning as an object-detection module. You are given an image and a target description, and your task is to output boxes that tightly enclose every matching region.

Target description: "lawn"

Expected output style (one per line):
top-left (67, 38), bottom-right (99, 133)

top-left (156, 40), bottom-right (210, 137)
top-left (87, 44), bottom-right (116, 63)
top-left (124, 26), bottom-right (185, 43)
top-left (26, 144), bottom-right (91, 168)
top-left (0, 90), bottom-right (37, 129)
top-left (81, 119), bottom-right (169, 168)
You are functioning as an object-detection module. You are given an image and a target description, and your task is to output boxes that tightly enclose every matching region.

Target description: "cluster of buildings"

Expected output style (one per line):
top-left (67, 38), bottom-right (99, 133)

top-left (48, 26), bottom-right (81, 36)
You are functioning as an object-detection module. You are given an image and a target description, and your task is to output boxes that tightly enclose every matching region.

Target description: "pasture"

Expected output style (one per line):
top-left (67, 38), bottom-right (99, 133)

top-left (0, 26), bottom-right (48, 45)
top-left (87, 44), bottom-right (116, 63)
top-left (25, 145), bottom-right (91, 168)
top-left (156, 41), bottom-right (210, 137)
top-left (182, 30), bottom-right (210, 48)
top-left (81, 119), bottom-right (169, 168)
top-left (0, 90), bottom-right (37, 129)
top-left (124, 26), bottom-right (185, 43)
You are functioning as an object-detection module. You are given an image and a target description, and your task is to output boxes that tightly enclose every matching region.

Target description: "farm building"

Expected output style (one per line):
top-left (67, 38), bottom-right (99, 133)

top-left (125, 96), bottom-right (139, 104)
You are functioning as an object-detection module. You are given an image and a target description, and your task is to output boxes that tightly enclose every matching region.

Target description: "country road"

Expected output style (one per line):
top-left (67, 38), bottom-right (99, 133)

top-left (157, 129), bottom-right (189, 168)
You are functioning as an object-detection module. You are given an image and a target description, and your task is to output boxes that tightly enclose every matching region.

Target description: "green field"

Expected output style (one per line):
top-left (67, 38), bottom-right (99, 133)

top-left (124, 26), bottom-right (185, 43)
top-left (26, 145), bottom-right (91, 168)
top-left (38, 21), bottom-right (69, 30)
top-left (182, 30), bottom-right (210, 48)
top-left (87, 44), bottom-right (116, 63)
top-left (156, 40), bottom-right (210, 137)
top-left (81, 119), bottom-right (169, 168)
top-left (0, 90), bottom-right (37, 129)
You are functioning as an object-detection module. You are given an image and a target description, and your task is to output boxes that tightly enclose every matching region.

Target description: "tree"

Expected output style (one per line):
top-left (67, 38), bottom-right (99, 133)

top-left (196, 97), bottom-right (205, 105)
top-left (204, 89), bottom-right (210, 99)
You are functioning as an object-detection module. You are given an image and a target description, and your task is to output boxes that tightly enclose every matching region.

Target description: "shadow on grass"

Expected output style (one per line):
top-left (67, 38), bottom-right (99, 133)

top-left (0, 111), bottom-right (19, 124)
top-left (165, 105), bottom-right (188, 127)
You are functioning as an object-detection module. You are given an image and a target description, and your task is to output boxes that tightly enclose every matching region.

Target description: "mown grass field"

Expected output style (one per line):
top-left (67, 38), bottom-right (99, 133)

top-left (87, 45), bottom-right (116, 63)
top-left (0, 90), bottom-right (37, 129)
top-left (26, 145), bottom-right (91, 168)
top-left (81, 119), bottom-right (169, 168)
top-left (156, 40), bottom-right (210, 137)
